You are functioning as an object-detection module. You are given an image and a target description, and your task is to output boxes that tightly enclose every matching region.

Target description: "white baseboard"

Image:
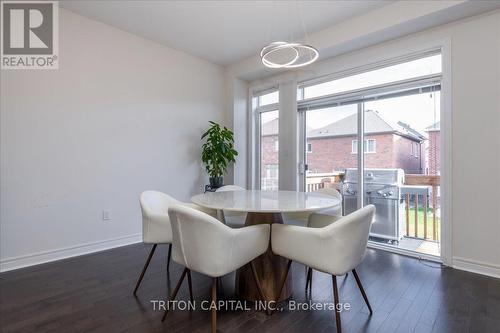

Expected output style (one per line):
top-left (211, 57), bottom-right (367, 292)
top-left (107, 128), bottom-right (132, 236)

top-left (0, 234), bottom-right (142, 273)
top-left (453, 256), bottom-right (500, 279)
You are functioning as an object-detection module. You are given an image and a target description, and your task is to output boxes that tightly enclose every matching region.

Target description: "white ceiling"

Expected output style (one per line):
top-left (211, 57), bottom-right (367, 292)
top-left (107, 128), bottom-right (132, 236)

top-left (61, 1), bottom-right (393, 66)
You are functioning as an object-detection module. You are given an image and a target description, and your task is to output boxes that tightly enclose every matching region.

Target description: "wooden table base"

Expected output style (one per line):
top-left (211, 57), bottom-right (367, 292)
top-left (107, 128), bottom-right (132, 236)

top-left (235, 212), bottom-right (292, 302)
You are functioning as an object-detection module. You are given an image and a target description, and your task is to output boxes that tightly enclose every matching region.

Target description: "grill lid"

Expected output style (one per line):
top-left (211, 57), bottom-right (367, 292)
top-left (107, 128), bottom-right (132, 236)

top-left (343, 168), bottom-right (405, 185)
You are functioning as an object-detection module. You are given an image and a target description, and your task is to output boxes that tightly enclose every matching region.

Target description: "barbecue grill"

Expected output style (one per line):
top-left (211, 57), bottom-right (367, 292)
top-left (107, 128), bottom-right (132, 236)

top-left (341, 168), bottom-right (406, 243)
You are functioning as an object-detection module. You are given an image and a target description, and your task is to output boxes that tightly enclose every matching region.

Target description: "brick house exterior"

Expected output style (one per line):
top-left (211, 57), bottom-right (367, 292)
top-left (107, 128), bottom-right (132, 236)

top-left (260, 111), bottom-right (426, 187)
top-left (306, 133), bottom-right (423, 174)
top-left (425, 121), bottom-right (440, 175)
top-left (306, 110), bottom-right (425, 174)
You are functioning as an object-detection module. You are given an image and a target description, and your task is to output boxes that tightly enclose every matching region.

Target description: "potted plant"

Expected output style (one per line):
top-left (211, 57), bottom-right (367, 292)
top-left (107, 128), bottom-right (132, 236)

top-left (201, 121), bottom-right (238, 188)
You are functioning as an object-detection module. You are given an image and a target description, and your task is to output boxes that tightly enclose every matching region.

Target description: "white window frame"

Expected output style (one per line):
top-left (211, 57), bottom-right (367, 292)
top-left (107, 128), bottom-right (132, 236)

top-left (367, 139), bottom-right (376, 153)
top-left (257, 90), bottom-right (279, 107)
top-left (352, 139), bottom-right (376, 154)
top-left (296, 47), bottom-right (450, 264)
top-left (251, 88), bottom-right (279, 190)
top-left (413, 142), bottom-right (420, 158)
top-left (298, 49), bottom-right (442, 101)
top-left (249, 43), bottom-right (452, 266)
top-left (352, 140), bottom-right (357, 154)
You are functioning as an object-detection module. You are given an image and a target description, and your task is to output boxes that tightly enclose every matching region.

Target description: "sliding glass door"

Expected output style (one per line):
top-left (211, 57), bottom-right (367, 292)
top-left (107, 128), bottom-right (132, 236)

top-left (298, 51), bottom-right (442, 258)
top-left (363, 90), bottom-right (441, 255)
top-left (304, 104), bottom-right (358, 210)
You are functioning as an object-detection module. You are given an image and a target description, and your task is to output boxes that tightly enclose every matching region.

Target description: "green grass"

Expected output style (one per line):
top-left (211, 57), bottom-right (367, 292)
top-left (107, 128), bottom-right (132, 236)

top-left (406, 207), bottom-right (441, 241)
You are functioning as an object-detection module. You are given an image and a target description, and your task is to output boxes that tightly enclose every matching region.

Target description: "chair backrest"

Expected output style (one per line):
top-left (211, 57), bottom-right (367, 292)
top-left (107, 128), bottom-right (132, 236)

top-left (139, 191), bottom-right (178, 243)
top-left (307, 187), bottom-right (342, 222)
top-left (140, 191), bottom-right (178, 214)
top-left (323, 205), bottom-right (375, 274)
top-left (215, 186), bottom-right (247, 220)
top-left (215, 185), bottom-right (245, 192)
top-left (314, 187), bottom-right (342, 200)
top-left (168, 204), bottom-right (235, 276)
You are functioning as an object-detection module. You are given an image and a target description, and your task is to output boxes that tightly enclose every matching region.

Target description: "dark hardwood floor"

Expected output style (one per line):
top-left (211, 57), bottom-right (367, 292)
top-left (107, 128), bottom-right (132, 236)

top-left (1, 244), bottom-right (499, 333)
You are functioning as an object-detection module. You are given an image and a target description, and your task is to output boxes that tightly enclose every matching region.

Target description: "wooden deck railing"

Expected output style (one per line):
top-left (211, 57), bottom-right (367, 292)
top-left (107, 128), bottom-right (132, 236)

top-left (305, 173), bottom-right (341, 192)
top-left (404, 174), bottom-right (440, 241)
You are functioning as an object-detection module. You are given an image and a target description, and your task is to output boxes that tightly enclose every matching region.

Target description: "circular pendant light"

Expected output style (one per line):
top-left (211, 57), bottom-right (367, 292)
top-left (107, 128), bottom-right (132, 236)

top-left (261, 42), bottom-right (318, 69)
top-left (260, 42), bottom-right (299, 68)
top-left (259, 1), bottom-right (319, 69)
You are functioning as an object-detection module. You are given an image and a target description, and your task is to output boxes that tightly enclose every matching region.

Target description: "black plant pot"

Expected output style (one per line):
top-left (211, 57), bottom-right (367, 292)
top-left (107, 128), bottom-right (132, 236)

top-left (209, 176), bottom-right (223, 188)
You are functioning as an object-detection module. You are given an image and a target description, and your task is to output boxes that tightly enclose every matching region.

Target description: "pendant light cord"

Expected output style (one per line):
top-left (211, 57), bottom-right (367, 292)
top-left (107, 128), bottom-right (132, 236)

top-left (297, 1), bottom-right (313, 60)
top-left (260, 1), bottom-right (319, 68)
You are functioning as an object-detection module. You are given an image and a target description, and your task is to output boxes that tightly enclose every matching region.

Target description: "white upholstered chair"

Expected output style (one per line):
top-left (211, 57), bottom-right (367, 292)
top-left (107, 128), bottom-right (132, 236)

top-left (283, 187), bottom-right (343, 226)
top-left (133, 191), bottom-right (216, 295)
top-left (162, 205), bottom-right (269, 332)
top-left (305, 188), bottom-right (344, 290)
top-left (215, 185), bottom-right (247, 227)
top-left (272, 205), bottom-right (376, 333)
top-left (308, 187), bottom-right (343, 225)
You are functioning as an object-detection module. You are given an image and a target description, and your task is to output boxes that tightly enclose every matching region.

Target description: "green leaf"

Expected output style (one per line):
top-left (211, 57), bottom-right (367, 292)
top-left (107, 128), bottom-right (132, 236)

top-left (200, 121), bottom-right (238, 178)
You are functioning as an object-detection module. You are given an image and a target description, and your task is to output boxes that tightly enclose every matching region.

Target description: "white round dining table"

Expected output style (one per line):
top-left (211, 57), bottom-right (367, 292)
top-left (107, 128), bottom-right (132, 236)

top-left (191, 190), bottom-right (341, 302)
top-left (191, 189), bottom-right (341, 213)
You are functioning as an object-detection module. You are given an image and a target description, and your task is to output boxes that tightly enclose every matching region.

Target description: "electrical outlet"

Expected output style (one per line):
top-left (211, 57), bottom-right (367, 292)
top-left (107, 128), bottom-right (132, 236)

top-left (102, 210), bottom-right (111, 221)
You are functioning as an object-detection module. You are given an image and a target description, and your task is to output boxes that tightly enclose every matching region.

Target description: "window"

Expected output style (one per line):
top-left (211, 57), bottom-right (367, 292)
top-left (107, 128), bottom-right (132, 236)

top-left (352, 139), bottom-right (376, 154)
top-left (259, 110), bottom-right (279, 190)
top-left (305, 104), bottom-right (358, 180)
top-left (367, 139), bottom-right (376, 153)
top-left (411, 142), bottom-right (420, 157)
top-left (299, 53), bottom-right (441, 100)
top-left (256, 90), bottom-right (279, 107)
top-left (254, 88), bottom-right (279, 190)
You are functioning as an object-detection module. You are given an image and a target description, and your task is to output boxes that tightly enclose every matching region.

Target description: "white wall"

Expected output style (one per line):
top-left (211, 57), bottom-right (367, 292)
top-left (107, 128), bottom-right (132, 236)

top-left (0, 9), bottom-right (225, 271)
top-left (444, 11), bottom-right (500, 276)
top-left (228, 10), bottom-right (500, 277)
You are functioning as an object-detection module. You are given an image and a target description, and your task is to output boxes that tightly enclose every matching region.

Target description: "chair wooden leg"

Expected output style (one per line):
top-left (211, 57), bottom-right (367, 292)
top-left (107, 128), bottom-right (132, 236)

top-left (161, 268), bottom-right (188, 322)
top-left (352, 269), bottom-right (372, 315)
top-left (304, 265), bottom-right (308, 282)
top-left (305, 267), bottom-right (313, 293)
top-left (167, 244), bottom-right (172, 272)
top-left (332, 275), bottom-right (342, 333)
top-left (133, 244), bottom-right (157, 295)
top-left (187, 269), bottom-right (194, 303)
top-left (273, 259), bottom-right (292, 310)
top-left (211, 278), bottom-right (217, 333)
